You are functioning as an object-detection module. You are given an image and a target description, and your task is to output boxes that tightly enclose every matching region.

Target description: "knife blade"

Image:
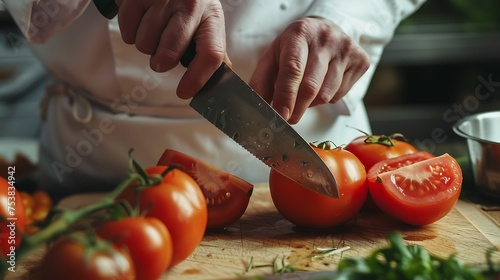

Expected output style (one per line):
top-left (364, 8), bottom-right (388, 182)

top-left (188, 62), bottom-right (339, 198)
top-left (91, 1), bottom-right (339, 198)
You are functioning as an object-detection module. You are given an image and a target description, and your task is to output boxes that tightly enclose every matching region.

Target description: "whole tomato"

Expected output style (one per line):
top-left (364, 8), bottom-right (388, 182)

top-left (40, 236), bottom-right (135, 280)
top-left (97, 216), bottom-right (173, 280)
top-left (0, 175), bottom-right (26, 257)
top-left (118, 166), bottom-right (207, 267)
top-left (345, 133), bottom-right (418, 171)
top-left (269, 141), bottom-right (367, 229)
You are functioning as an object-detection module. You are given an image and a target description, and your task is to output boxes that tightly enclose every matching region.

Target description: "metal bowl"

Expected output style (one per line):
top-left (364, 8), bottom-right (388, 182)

top-left (453, 111), bottom-right (500, 201)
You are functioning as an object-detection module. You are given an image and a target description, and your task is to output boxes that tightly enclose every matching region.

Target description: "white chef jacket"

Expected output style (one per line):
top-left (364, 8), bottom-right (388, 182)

top-left (3, 0), bottom-right (425, 196)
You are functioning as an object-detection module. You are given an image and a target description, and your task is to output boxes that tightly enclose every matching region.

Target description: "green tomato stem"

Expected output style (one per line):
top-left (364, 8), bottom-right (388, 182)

top-left (10, 172), bottom-right (142, 272)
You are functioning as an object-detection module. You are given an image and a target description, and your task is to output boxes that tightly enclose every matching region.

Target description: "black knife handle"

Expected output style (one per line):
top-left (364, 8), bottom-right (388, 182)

top-left (180, 41), bottom-right (197, 68)
top-left (93, 0), bottom-right (119, 19)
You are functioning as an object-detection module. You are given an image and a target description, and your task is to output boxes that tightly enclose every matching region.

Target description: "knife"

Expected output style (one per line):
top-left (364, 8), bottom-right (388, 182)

top-left (92, 0), bottom-right (338, 198)
top-left (182, 43), bottom-right (339, 199)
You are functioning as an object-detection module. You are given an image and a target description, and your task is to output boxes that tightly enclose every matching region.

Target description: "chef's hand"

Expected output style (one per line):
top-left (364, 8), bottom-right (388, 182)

top-left (115, 0), bottom-right (229, 99)
top-left (249, 17), bottom-right (370, 124)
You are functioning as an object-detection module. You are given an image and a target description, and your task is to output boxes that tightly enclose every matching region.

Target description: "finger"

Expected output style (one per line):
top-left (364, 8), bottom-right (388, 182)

top-left (272, 39), bottom-right (308, 121)
top-left (309, 60), bottom-right (344, 107)
top-left (176, 16), bottom-right (226, 99)
top-left (288, 52), bottom-right (330, 124)
top-left (249, 46), bottom-right (278, 104)
top-left (117, 0), bottom-right (147, 44)
top-left (149, 11), bottom-right (199, 72)
top-left (329, 50), bottom-right (370, 104)
top-left (223, 52), bottom-right (233, 68)
top-left (134, 1), bottom-right (172, 55)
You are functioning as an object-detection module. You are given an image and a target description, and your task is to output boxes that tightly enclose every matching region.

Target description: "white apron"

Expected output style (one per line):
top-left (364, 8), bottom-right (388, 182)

top-left (3, 0), bottom-right (425, 195)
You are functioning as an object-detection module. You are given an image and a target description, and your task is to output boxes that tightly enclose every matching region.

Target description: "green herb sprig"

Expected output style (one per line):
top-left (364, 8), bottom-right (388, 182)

top-left (328, 233), bottom-right (499, 280)
top-left (246, 245), bottom-right (350, 274)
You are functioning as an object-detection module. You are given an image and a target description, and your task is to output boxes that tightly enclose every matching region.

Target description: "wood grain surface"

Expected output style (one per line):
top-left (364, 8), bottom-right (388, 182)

top-left (164, 184), bottom-right (500, 280)
top-left (6, 183), bottom-right (500, 280)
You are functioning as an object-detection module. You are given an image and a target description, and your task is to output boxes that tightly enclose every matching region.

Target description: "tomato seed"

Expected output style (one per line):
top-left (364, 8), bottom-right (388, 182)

top-left (206, 192), bottom-right (232, 206)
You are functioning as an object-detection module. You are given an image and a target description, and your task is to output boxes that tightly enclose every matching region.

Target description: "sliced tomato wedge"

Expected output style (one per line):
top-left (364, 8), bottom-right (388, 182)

top-left (367, 152), bottom-right (463, 226)
top-left (157, 149), bottom-right (254, 229)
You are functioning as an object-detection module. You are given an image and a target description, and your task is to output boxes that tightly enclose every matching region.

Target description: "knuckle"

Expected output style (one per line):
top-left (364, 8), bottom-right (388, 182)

top-left (178, 0), bottom-right (198, 15)
top-left (178, 0), bottom-right (224, 20)
top-left (300, 77), bottom-right (321, 100)
top-left (282, 57), bottom-right (304, 78)
top-left (358, 51), bottom-right (371, 71)
top-left (350, 48), bottom-right (370, 76)
top-left (317, 91), bottom-right (333, 104)
top-left (339, 36), bottom-right (356, 57)
top-left (288, 19), bottom-right (311, 36)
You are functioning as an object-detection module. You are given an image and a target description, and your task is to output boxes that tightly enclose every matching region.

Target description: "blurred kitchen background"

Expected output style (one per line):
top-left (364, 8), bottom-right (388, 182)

top-left (0, 1), bottom-right (499, 160)
top-left (365, 0), bottom-right (500, 156)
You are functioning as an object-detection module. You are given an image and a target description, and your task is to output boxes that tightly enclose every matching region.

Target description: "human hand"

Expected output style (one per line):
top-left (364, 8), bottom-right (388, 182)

top-left (249, 17), bottom-right (370, 124)
top-left (115, 0), bottom-right (228, 98)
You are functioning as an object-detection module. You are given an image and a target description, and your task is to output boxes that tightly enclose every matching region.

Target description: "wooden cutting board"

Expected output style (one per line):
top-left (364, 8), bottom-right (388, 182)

top-left (162, 183), bottom-right (500, 280)
top-left (7, 183), bottom-right (500, 280)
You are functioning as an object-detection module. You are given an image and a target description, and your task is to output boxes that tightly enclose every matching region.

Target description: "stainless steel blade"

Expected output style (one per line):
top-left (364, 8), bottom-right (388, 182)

top-left (189, 63), bottom-right (339, 198)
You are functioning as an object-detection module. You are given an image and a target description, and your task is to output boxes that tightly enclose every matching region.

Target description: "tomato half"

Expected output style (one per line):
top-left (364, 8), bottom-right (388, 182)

top-left (345, 133), bottom-right (418, 171)
top-left (40, 236), bottom-right (135, 280)
top-left (269, 142), bottom-right (367, 229)
top-left (157, 149), bottom-right (253, 229)
top-left (97, 217), bottom-right (173, 280)
top-left (118, 166), bottom-right (207, 267)
top-left (367, 153), bottom-right (462, 226)
top-left (0, 176), bottom-right (26, 257)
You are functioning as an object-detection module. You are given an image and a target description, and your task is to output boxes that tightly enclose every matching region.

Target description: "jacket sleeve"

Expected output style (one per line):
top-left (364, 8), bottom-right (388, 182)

top-left (304, 0), bottom-right (426, 114)
top-left (3, 0), bottom-right (92, 44)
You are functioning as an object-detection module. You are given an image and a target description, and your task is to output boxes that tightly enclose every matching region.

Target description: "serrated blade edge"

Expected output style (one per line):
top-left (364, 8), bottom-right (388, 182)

top-left (189, 63), bottom-right (339, 198)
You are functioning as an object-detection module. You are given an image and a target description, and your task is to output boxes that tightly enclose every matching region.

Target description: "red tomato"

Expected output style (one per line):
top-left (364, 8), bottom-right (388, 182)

top-left (40, 236), bottom-right (135, 280)
top-left (97, 217), bottom-right (173, 280)
top-left (157, 149), bottom-right (254, 229)
top-left (345, 133), bottom-right (418, 171)
top-left (269, 141), bottom-right (368, 229)
top-left (118, 166), bottom-right (207, 267)
top-left (0, 175), bottom-right (26, 257)
top-left (367, 152), bottom-right (462, 226)
top-left (346, 134), bottom-right (420, 210)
